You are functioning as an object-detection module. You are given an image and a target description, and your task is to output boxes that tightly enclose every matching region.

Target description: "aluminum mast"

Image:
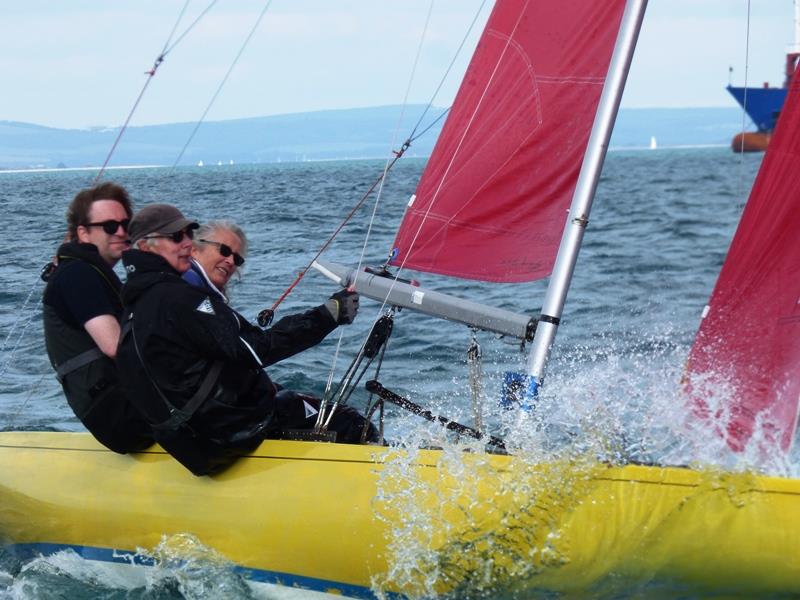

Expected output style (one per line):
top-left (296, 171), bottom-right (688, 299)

top-left (526, 0), bottom-right (648, 390)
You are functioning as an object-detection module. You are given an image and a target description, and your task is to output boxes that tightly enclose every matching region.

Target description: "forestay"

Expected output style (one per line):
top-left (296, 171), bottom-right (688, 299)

top-left (686, 71), bottom-right (800, 453)
top-left (390, 0), bottom-right (627, 283)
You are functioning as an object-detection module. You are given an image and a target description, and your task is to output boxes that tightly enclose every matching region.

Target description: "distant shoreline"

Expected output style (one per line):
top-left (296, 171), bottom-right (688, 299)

top-left (0, 164), bottom-right (163, 175)
top-left (0, 143), bottom-right (734, 175)
top-left (0, 106), bottom-right (746, 171)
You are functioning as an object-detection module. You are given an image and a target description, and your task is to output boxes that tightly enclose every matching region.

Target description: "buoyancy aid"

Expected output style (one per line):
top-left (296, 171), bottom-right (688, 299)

top-left (42, 242), bottom-right (152, 453)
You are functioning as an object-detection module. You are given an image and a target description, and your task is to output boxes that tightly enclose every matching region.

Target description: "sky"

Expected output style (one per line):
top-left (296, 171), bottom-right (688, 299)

top-left (0, 1), bottom-right (795, 129)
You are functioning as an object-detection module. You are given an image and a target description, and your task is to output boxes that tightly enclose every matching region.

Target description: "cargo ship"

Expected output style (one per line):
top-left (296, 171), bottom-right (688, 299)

top-left (728, 2), bottom-right (800, 152)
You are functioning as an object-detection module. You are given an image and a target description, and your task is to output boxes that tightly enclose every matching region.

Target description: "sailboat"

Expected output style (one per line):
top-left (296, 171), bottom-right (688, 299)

top-left (1, 1), bottom-right (799, 598)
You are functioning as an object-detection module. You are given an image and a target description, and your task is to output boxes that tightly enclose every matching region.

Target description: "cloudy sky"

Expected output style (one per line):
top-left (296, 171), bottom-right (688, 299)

top-left (0, 1), bottom-right (794, 129)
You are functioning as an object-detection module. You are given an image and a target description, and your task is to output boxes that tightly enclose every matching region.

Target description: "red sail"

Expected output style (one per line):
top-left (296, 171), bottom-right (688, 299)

top-left (389, 0), bottom-right (626, 282)
top-left (686, 72), bottom-right (800, 453)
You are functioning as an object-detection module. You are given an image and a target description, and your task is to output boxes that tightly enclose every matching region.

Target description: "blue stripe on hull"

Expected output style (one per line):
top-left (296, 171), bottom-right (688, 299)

top-left (4, 542), bottom-right (386, 599)
top-left (727, 85), bottom-right (788, 131)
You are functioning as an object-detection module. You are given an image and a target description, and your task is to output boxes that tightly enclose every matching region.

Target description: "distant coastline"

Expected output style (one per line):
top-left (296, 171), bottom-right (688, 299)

top-left (0, 105), bottom-right (746, 171)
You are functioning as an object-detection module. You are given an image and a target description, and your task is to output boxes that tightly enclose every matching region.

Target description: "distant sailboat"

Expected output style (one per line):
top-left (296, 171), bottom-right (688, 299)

top-left (649, 135), bottom-right (657, 149)
top-left (197, 159), bottom-right (204, 167)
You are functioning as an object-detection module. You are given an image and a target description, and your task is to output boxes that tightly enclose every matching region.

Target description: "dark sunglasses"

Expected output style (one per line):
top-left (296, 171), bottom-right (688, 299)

top-left (83, 219), bottom-right (130, 235)
top-left (146, 228), bottom-right (195, 244)
top-left (199, 239), bottom-right (245, 266)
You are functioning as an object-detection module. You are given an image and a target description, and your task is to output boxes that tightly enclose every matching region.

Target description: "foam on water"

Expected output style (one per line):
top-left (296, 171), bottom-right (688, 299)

top-left (0, 535), bottom-right (258, 600)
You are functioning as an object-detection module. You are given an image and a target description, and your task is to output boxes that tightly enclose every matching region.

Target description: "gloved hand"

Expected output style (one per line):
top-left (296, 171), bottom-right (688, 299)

top-left (325, 289), bottom-right (359, 325)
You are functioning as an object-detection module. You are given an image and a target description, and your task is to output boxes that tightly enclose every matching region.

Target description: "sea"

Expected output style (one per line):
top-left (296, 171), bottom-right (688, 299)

top-left (0, 148), bottom-right (796, 598)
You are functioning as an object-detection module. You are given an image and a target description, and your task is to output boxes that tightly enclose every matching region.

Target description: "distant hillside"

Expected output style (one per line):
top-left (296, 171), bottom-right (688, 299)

top-left (0, 105), bottom-right (747, 170)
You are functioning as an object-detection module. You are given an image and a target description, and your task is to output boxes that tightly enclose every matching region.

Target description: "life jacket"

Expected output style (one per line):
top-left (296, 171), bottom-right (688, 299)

top-left (42, 243), bottom-right (152, 453)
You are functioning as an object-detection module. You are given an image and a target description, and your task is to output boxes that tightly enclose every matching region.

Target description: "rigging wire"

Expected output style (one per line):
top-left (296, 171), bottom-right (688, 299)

top-left (316, 4), bottom-right (524, 433)
top-left (93, 0), bottom-right (216, 183)
top-left (736, 0), bottom-right (752, 192)
top-left (270, 0), bottom-right (489, 314)
top-left (391, 6), bottom-right (525, 280)
top-left (0, 297), bottom-right (41, 383)
top-left (170, 0), bottom-right (274, 172)
top-left (3, 2), bottom-right (215, 406)
top-left (362, 2), bottom-right (519, 329)
top-left (319, 0), bottom-right (438, 423)
top-left (405, 0), bottom-right (489, 143)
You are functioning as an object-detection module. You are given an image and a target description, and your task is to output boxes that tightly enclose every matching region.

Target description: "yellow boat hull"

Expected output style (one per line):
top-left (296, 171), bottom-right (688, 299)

top-left (0, 431), bottom-right (798, 597)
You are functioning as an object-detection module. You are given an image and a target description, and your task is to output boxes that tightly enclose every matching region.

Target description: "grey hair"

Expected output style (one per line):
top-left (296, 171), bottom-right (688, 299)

top-left (194, 220), bottom-right (249, 257)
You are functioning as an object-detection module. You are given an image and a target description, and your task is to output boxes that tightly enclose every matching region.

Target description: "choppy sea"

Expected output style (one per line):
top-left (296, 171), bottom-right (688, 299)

top-left (0, 148), bottom-right (795, 598)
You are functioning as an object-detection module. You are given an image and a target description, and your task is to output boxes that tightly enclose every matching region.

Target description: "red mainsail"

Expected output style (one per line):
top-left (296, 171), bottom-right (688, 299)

top-left (389, 0), bottom-right (627, 282)
top-left (686, 72), bottom-right (800, 453)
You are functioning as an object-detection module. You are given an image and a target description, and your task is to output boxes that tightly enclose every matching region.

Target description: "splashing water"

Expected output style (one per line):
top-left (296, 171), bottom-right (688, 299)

top-left (0, 534), bottom-right (256, 600)
top-left (367, 324), bottom-right (798, 599)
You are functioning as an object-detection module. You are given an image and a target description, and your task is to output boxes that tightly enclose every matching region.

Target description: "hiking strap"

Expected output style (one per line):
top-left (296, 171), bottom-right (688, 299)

top-left (55, 347), bottom-right (105, 383)
top-left (121, 312), bottom-right (223, 433)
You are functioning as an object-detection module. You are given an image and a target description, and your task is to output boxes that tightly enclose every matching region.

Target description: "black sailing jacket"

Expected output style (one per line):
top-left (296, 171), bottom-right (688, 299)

top-left (117, 249), bottom-right (337, 475)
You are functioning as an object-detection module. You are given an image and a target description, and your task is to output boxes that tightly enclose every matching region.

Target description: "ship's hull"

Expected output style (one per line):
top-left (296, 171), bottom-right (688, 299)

top-left (0, 432), bottom-right (799, 598)
top-left (731, 131), bottom-right (772, 153)
top-left (727, 85), bottom-right (788, 132)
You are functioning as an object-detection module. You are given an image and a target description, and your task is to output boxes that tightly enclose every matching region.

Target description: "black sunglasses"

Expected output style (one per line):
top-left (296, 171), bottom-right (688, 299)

top-left (146, 228), bottom-right (195, 244)
top-left (198, 239), bottom-right (245, 266)
top-left (83, 219), bottom-right (130, 235)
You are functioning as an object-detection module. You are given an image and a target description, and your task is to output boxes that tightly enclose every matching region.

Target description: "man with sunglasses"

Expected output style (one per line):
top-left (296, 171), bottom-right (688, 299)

top-left (117, 204), bottom-right (373, 476)
top-left (42, 182), bottom-right (153, 454)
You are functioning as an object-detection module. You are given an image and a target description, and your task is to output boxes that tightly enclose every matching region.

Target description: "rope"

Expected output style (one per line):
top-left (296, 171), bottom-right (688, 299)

top-left (0, 296), bottom-right (41, 382)
top-left (4, 2), bottom-right (215, 414)
top-left (736, 1), bottom-right (751, 178)
top-left (352, 0), bottom-right (436, 287)
top-left (170, 0), bottom-right (274, 171)
top-left (359, 1), bottom-right (515, 328)
top-left (391, 4), bottom-right (524, 280)
top-left (405, 0), bottom-right (489, 143)
top-left (93, 0), bottom-right (215, 183)
top-left (316, 0), bottom-right (439, 428)
top-left (268, 145), bottom-right (410, 313)
top-left (467, 331), bottom-right (484, 432)
top-left (272, 0), bottom-right (488, 312)
top-left (162, 0), bottom-right (219, 57)
top-left (7, 372), bottom-right (47, 428)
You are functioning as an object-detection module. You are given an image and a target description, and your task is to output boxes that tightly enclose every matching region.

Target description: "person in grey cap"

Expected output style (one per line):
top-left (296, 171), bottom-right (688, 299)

top-left (116, 204), bottom-right (372, 476)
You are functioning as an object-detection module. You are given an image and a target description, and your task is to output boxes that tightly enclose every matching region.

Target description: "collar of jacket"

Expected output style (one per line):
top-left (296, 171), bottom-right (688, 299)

top-left (121, 249), bottom-right (182, 277)
top-left (120, 249), bottom-right (191, 305)
top-left (55, 242), bottom-right (122, 293)
top-left (185, 258), bottom-right (228, 303)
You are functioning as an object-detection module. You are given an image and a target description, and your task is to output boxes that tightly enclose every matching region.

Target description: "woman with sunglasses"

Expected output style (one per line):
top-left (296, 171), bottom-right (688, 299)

top-left (183, 221), bottom-right (247, 301)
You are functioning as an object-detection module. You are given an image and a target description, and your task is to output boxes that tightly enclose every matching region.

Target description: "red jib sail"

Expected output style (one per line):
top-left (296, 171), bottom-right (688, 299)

top-left (389, 0), bottom-right (626, 282)
top-left (686, 72), bottom-right (800, 453)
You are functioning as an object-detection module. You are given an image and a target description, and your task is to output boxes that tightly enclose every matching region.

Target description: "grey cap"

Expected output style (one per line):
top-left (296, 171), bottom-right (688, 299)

top-left (129, 204), bottom-right (199, 243)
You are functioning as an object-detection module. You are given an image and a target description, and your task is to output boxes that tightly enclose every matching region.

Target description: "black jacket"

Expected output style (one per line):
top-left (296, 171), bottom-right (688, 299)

top-left (117, 249), bottom-right (338, 475)
top-left (42, 242), bottom-right (153, 453)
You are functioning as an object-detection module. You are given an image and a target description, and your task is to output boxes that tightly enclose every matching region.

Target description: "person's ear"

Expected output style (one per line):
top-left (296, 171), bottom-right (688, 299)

top-left (76, 225), bottom-right (91, 243)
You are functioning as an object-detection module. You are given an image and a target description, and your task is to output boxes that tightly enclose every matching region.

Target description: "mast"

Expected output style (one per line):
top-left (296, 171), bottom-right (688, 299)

top-left (786, 0), bottom-right (800, 87)
top-left (794, 0), bottom-right (800, 53)
top-left (526, 0), bottom-right (648, 390)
